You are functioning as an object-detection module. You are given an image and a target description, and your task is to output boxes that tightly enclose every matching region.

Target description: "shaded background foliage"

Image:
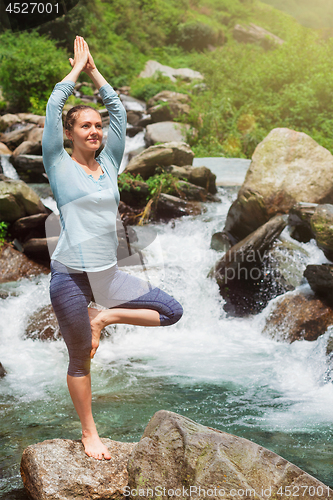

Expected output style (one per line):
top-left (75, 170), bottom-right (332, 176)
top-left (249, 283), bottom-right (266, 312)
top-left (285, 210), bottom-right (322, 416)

top-left (1, 0), bottom-right (333, 158)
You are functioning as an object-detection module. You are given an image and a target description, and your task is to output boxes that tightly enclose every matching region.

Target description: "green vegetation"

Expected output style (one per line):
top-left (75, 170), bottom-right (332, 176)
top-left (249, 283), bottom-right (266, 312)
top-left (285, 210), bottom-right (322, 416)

top-left (0, 222), bottom-right (9, 248)
top-left (118, 171), bottom-right (180, 200)
top-left (0, 30), bottom-right (68, 113)
top-left (1, 0), bottom-right (333, 158)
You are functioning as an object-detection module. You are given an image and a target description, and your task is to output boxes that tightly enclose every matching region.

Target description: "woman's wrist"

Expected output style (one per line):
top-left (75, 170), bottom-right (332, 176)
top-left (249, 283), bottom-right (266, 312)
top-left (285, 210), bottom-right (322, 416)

top-left (86, 68), bottom-right (108, 90)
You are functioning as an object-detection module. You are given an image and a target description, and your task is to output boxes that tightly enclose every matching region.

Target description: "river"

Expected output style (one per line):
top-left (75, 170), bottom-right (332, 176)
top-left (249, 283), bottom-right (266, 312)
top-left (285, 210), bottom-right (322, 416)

top-left (1, 158), bottom-right (333, 498)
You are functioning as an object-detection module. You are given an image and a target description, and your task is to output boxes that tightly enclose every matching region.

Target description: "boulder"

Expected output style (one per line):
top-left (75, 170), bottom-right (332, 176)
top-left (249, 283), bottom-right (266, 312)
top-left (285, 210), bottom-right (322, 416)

top-left (288, 202), bottom-right (317, 243)
top-left (0, 245), bottom-right (49, 283)
top-left (210, 231), bottom-right (232, 252)
top-left (148, 102), bottom-right (190, 123)
top-left (125, 142), bottom-right (194, 179)
top-left (21, 438), bottom-right (136, 500)
top-left (23, 237), bottom-right (58, 263)
top-left (126, 126), bottom-right (144, 138)
top-left (0, 123), bottom-right (35, 149)
top-left (17, 113), bottom-right (45, 127)
top-left (119, 179), bottom-right (149, 207)
top-left (0, 362), bottom-right (7, 377)
top-left (173, 180), bottom-right (216, 202)
top-left (0, 142), bottom-right (12, 155)
top-left (0, 113), bottom-right (21, 132)
top-left (304, 265), bottom-right (333, 306)
top-left (210, 214), bottom-right (290, 315)
top-left (233, 23), bottom-right (284, 49)
top-left (156, 193), bottom-right (201, 219)
top-left (10, 154), bottom-right (45, 183)
top-left (310, 204), bottom-right (333, 261)
top-left (147, 91), bottom-right (190, 109)
top-left (145, 122), bottom-right (190, 145)
top-left (11, 213), bottom-right (48, 241)
top-left (0, 178), bottom-right (47, 223)
top-left (26, 127), bottom-right (44, 144)
top-left (224, 128), bottom-right (333, 242)
top-left (128, 410), bottom-right (331, 499)
top-left (139, 60), bottom-right (204, 82)
top-left (25, 304), bottom-right (61, 341)
top-left (126, 110), bottom-right (143, 126)
top-left (263, 293), bottom-right (333, 342)
top-left (166, 165), bottom-right (217, 194)
top-left (12, 140), bottom-right (42, 156)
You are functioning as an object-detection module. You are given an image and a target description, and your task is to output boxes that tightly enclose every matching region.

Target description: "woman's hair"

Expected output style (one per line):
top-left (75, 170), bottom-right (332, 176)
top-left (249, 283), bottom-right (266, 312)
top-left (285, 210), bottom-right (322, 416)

top-left (64, 105), bottom-right (101, 132)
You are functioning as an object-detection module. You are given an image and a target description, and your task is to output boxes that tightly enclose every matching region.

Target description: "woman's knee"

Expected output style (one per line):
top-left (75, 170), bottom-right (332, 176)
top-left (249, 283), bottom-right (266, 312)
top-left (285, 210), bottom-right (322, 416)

top-left (160, 299), bottom-right (183, 326)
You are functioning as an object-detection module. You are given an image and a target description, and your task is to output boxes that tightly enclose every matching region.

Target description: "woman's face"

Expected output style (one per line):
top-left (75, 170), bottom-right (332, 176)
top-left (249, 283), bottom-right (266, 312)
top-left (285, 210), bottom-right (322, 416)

top-left (66, 109), bottom-right (103, 153)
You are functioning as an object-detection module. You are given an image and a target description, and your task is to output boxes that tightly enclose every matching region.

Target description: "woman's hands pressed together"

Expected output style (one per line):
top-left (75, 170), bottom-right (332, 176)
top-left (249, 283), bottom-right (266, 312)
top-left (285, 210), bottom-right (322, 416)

top-left (62, 35), bottom-right (107, 89)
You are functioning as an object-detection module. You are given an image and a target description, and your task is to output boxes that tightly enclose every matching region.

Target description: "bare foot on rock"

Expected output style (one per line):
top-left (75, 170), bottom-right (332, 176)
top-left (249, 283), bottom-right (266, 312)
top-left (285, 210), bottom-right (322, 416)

top-left (81, 430), bottom-right (111, 460)
top-left (88, 307), bottom-right (108, 358)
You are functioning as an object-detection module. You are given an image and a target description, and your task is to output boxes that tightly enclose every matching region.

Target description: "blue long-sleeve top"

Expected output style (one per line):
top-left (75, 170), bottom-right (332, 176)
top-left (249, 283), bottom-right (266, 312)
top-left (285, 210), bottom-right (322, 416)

top-left (42, 80), bottom-right (127, 271)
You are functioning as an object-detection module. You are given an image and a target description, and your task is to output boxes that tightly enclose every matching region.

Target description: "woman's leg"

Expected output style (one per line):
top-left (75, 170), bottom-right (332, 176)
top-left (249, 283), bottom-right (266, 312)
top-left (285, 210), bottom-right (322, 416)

top-left (87, 268), bottom-right (183, 357)
top-left (50, 261), bottom-right (111, 460)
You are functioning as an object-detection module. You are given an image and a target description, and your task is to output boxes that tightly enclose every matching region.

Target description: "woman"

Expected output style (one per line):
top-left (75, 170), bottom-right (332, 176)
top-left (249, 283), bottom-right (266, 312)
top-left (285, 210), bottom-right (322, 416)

top-left (42, 36), bottom-right (183, 460)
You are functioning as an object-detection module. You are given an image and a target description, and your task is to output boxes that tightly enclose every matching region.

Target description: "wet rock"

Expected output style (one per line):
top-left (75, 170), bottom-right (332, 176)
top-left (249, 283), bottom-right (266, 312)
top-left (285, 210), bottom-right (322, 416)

top-left (0, 142), bottom-right (12, 154)
top-left (23, 237), bottom-right (57, 264)
top-left (233, 23), bottom-right (284, 49)
top-left (211, 231), bottom-right (232, 252)
top-left (125, 142), bottom-right (194, 179)
top-left (304, 264), bottom-right (333, 306)
top-left (0, 123), bottom-right (35, 149)
top-left (10, 155), bottom-right (45, 183)
top-left (11, 213), bottom-right (48, 241)
top-left (25, 304), bottom-right (60, 341)
top-left (173, 180), bottom-right (216, 202)
top-left (0, 245), bottom-right (49, 283)
top-left (139, 60), bottom-right (203, 82)
top-left (26, 127), bottom-right (44, 144)
top-left (224, 128), bottom-right (333, 242)
top-left (145, 122), bottom-right (190, 145)
top-left (156, 193), bottom-right (201, 219)
top-left (263, 293), bottom-right (333, 342)
top-left (210, 214), bottom-right (290, 315)
top-left (21, 438), bottom-right (136, 500)
top-left (126, 110), bottom-right (143, 126)
top-left (0, 178), bottom-right (47, 223)
top-left (166, 164), bottom-right (217, 195)
top-left (0, 113), bottom-right (21, 132)
top-left (17, 113), bottom-right (45, 127)
top-left (128, 410), bottom-right (331, 499)
top-left (310, 204), bottom-right (333, 261)
top-left (12, 140), bottom-right (42, 156)
top-left (126, 125), bottom-right (144, 137)
top-left (0, 362), bottom-right (7, 377)
top-left (288, 202), bottom-right (317, 243)
top-left (269, 237), bottom-right (309, 290)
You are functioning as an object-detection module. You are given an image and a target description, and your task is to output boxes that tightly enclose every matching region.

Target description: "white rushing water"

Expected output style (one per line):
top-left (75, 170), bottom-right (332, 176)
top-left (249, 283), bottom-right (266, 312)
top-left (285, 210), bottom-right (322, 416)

top-left (1, 189), bottom-right (333, 435)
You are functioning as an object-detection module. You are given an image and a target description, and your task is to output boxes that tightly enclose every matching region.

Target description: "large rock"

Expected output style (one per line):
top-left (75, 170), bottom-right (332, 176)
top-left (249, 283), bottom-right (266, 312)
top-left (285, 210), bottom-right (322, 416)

top-left (23, 237), bottom-right (58, 263)
top-left (156, 193), bottom-right (201, 219)
top-left (304, 264), bottom-right (333, 306)
top-left (263, 293), bottom-right (333, 342)
top-left (10, 154), bottom-right (45, 183)
top-left (0, 245), bottom-right (49, 283)
top-left (125, 142), bottom-right (194, 179)
top-left (145, 122), bottom-right (190, 145)
top-left (0, 142), bottom-right (12, 154)
top-left (11, 213), bottom-right (49, 241)
top-left (224, 128), bottom-right (333, 242)
top-left (12, 140), bottom-right (42, 156)
top-left (210, 214), bottom-right (290, 315)
top-left (233, 23), bottom-right (284, 49)
top-left (0, 123), bottom-right (35, 149)
top-left (147, 92), bottom-right (190, 123)
top-left (0, 178), bottom-right (47, 223)
top-left (310, 204), bottom-right (333, 261)
top-left (139, 60), bottom-right (203, 82)
top-left (166, 165), bottom-right (217, 194)
top-left (0, 113), bottom-right (21, 132)
top-left (17, 113), bottom-right (45, 127)
top-left (128, 410), bottom-right (331, 499)
top-left (21, 438), bottom-right (136, 500)
top-left (288, 202), bottom-right (317, 243)
top-left (25, 304), bottom-right (61, 341)
top-left (147, 90), bottom-right (190, 109)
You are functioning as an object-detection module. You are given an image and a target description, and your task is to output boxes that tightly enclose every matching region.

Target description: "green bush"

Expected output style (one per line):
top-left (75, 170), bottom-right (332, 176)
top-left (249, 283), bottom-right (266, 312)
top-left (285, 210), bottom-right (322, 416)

top-left (175, 21), bottom-right (217, 51)
top-left (0, 30), bottom-right (68, 112)
top-left (0, 222), bottom-right (9, 248)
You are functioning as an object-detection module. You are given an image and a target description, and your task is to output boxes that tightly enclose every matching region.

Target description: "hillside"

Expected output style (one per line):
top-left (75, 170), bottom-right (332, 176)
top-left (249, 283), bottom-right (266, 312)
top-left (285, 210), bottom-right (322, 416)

top-left (1, 0), bottom-right (333, 158)
top-left (261, 0), bottom-right (333, 29)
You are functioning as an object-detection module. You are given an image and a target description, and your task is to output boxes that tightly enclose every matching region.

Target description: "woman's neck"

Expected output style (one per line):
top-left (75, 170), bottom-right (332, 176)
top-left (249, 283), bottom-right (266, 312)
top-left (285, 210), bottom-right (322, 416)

top-left (71, 150), bottom-right (97, 169)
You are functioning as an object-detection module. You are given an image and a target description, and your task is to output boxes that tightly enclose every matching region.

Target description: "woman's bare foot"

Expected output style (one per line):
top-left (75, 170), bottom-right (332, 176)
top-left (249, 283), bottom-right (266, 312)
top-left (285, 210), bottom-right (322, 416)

top-left (87, 307), bottom-right (109, 358)
top-left (81, 429), bottom-right (111, 460)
